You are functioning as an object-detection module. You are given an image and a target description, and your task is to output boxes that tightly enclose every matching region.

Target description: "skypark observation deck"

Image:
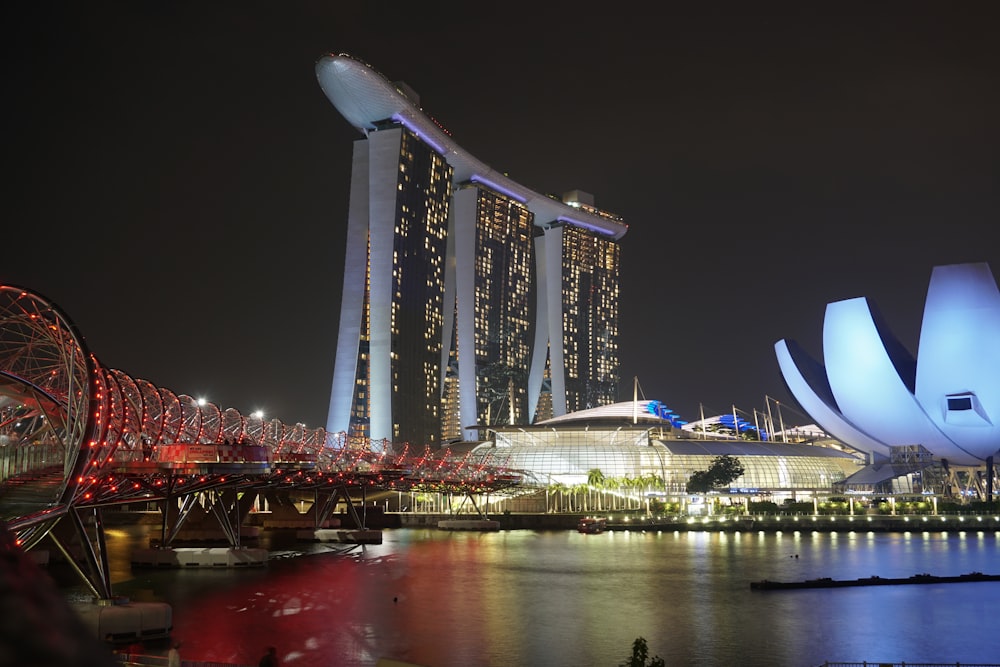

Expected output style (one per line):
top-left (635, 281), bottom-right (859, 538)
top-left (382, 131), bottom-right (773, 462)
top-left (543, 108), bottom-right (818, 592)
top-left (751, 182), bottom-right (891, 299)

top-left (0, 285), bottom-right (521, 603)
top-left (314, 52), bottom-right (628, 240)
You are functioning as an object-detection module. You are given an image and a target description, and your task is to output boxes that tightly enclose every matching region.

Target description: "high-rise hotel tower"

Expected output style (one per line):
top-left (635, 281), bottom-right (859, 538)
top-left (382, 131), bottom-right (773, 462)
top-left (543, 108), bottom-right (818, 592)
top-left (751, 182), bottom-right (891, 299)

top-left (316, 54), bottom-right (628, 449)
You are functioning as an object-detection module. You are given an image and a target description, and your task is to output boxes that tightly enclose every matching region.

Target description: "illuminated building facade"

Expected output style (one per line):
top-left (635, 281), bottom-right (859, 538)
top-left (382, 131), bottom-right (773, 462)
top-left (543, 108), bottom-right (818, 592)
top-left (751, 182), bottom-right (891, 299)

top-left (531, 195), bottom-right (622, 418)
top-left (328, 124), bottom-right (452, 447)
top-left (440, 186), bottom-right (535, 441)
top-left (462, 400), bottom-right (861, 506)
top-left (317, 53), bottom-right (628, 448)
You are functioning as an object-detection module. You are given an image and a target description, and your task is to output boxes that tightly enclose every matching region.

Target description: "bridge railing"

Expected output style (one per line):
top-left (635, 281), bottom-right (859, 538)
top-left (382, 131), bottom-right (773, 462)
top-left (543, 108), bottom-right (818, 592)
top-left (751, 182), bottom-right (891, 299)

top-left (112, 653), bottom-right (253, 667)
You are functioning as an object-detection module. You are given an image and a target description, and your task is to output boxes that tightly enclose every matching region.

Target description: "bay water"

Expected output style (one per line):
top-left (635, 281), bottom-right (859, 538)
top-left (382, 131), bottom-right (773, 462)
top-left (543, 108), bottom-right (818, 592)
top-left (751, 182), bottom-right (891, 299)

top-left (80, 524), bottom-right (1000, 667)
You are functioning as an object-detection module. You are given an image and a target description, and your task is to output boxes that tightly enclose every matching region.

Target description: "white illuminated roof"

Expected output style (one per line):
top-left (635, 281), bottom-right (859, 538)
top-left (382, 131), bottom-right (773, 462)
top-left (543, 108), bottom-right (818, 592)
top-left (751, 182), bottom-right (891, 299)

top-left (315, 53), bottom-right (628, 240)
top-left (537, 400), bottom-right (671, 425)
top-left (776, 262), bottom-right (1000, 466)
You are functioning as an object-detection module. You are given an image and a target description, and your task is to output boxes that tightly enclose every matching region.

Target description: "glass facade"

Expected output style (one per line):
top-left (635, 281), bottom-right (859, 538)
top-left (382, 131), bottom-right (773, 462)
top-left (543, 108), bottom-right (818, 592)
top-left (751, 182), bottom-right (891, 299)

top-left (468, 426), bottom-right (861, 498)
top-left (471, 189), bottom-right (534, 427)
top-left (388, 131), bottom-right (452, 445)
top-left (343, 126), bottom-right (453, 447)
top-left (348, 238), bottom-right (371, 442)
top-left (560, 226), bottom-right (621, 413)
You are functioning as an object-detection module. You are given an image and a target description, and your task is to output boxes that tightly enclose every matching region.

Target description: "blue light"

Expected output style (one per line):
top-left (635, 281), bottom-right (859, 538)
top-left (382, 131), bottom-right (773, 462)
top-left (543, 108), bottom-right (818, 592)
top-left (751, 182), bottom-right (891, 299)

top-left (645, 400), bottom-right (686, 428)
top-left (391, 113), bottom-right (446, 154)
top-left (470, 174), bottom-right (528, 203)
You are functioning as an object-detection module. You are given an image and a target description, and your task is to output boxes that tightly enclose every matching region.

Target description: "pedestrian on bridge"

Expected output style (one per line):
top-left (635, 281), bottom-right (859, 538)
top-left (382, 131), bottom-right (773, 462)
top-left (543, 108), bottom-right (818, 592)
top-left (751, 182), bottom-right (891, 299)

top-left (259, 645), bottom-right (279, 667)
top-left (167, 641), bottom-right (181, 667)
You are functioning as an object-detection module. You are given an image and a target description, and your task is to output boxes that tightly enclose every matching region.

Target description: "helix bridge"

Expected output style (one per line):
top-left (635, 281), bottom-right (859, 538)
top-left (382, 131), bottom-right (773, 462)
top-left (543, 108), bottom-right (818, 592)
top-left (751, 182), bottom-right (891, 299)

top-left (0, 284), bottom-right (521, 599)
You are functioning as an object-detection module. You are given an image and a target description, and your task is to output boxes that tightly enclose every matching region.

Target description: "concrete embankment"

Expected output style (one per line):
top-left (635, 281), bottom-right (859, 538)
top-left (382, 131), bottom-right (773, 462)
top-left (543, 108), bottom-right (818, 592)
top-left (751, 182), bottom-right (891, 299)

top-left (623, 514), bottom-right (1000, 532)
top-left (106, 510), bottom-right (1000, 533)
top-left (399, 512), bottom-right (1000, 533)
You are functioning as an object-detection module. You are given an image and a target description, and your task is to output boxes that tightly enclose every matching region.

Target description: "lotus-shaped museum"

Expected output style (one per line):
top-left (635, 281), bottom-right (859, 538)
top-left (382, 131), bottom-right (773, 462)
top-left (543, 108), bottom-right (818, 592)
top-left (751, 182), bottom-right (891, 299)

top-left (775, 262), bottom-right (1000, 468)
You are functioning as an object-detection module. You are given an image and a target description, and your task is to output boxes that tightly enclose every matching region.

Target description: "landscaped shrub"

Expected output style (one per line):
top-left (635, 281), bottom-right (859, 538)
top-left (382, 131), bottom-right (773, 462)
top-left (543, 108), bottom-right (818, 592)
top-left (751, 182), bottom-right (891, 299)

top-left (748, 501), bottom-right (779, 514)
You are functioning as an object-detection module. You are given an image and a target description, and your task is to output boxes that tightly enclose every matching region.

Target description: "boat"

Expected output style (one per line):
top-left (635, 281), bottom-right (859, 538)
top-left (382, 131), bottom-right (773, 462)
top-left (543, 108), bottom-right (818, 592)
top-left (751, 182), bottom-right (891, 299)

top-left (577, 517), bottom-right (607, 534)
top-left (750, 571), bottom-right (1000, 590)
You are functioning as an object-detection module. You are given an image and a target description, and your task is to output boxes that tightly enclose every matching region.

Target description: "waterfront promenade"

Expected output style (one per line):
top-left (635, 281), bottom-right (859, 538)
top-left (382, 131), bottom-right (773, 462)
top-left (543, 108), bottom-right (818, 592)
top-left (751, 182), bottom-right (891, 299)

top-left (395, 510), bottom-right (1000, 533)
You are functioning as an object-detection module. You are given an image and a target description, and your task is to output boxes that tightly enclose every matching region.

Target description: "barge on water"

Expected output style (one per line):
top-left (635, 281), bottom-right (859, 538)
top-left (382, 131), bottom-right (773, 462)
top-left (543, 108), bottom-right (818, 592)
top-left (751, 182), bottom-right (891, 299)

top-left (577, 517), bottom-right (607, 534)
top-left (751, 571), bottom-right (1000, 591)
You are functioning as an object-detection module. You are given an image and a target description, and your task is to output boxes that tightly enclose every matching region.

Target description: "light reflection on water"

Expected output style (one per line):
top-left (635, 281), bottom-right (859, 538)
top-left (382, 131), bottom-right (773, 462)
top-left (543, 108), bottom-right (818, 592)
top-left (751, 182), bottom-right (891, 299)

top-left (81, 526), bottom-right (1000, 667)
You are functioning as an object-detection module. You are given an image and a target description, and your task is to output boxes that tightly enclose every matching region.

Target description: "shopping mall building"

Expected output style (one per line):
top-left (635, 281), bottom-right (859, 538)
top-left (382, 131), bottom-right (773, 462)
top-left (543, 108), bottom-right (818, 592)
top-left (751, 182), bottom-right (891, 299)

top-left (447, 400), bottom-right (865, 513)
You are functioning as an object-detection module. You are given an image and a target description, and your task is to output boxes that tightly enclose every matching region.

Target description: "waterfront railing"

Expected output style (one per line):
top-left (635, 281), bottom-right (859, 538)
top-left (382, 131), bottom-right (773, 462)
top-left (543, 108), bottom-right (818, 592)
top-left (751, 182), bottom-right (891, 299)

top-left (817, 662), bottom-right (1000, 667)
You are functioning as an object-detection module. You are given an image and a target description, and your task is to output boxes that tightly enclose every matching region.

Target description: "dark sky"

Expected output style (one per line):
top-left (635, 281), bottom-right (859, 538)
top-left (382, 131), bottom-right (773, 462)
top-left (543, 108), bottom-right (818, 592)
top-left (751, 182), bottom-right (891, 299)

top-left (6, 2), bottom-right (998, 431)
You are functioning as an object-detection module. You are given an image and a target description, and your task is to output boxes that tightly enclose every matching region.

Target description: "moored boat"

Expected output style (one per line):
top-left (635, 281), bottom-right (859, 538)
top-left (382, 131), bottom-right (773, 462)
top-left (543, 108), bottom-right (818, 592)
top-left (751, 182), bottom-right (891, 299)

top-left (577, 517), bottom-right (607, 534)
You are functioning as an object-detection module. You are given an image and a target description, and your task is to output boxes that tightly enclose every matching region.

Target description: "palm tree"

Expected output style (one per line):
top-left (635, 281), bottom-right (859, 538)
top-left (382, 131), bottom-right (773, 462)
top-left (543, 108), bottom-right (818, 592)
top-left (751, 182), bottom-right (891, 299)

top-left (549, 482), bottom-right (568, 512)
top-left (640, 473), bottom-right (663, 514)
top-left (622, 475), bottom-right (639, 510)
top-left (587, 468), bottom-right (606, 511)
top-left (606, 477), bottom-right (622, 510)
top-left (646, 473), bottom-right (665, 491)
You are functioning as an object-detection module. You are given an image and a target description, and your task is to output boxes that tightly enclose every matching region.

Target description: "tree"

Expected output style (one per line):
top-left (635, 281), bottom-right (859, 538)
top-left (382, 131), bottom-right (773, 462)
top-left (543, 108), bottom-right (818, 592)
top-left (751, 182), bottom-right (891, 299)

top-left (620, 637), bottom-right (665, 667)
top-left (686, 455), bottom-right (746, 494)
top-left (548, 482), bottom-right (568, 512)
top-left (587, 468), bottom-right (606, 510)
top-left (685, 469), bottom-right (715, 494)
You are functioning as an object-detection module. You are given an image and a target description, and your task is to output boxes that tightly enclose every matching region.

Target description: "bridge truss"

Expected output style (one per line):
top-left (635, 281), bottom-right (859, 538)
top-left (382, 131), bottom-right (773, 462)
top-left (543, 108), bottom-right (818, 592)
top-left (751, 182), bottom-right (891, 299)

top-left (0, 285), bottom-right (521, 598)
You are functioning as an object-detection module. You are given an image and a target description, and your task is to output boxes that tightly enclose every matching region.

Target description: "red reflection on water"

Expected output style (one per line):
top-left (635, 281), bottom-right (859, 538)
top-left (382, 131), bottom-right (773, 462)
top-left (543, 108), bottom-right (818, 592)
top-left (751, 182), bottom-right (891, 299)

top-left (166, 536), bottom-right (506, 667)
top-left (171, 554), bottom-right (372, 666)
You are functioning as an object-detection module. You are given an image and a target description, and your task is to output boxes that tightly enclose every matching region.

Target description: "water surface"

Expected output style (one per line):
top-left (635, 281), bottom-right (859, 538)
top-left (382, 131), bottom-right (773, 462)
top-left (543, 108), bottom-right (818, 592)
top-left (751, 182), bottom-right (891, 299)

top-left (89, 525), bottom-right (1000, 667)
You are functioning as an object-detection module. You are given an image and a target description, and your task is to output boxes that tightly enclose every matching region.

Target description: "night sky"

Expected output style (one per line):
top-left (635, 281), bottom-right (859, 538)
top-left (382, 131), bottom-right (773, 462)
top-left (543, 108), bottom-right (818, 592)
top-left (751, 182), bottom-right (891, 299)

top-left (6, 2), bottom-right (998, 432)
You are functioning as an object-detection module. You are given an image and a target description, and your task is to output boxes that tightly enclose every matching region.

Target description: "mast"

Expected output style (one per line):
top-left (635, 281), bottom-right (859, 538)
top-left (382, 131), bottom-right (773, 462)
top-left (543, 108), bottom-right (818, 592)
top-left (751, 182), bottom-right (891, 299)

top-left (766, 396), bottom-right (777, 443)
top-left (633, 376), bottom-right (638, 425)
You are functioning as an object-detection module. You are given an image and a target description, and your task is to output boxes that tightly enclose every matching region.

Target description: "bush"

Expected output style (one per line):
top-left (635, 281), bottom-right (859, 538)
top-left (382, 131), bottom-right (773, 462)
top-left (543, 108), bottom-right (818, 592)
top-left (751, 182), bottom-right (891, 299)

top-left (937, 501), bottom-right (965, 513)
top-left (620, 637), bottom-right (665, 667)
top-left (784, 502), bottom-right (814, 514)
top-left (966, 501), bottom-right (998, 514)
top-left (748, 501), bottom-right (779, 514)
top-left (817, 500), bottom-right (849, 515)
